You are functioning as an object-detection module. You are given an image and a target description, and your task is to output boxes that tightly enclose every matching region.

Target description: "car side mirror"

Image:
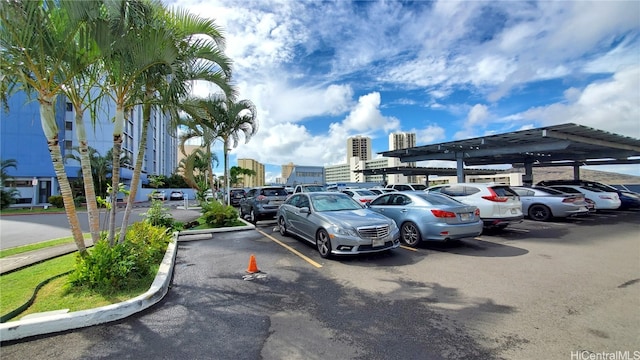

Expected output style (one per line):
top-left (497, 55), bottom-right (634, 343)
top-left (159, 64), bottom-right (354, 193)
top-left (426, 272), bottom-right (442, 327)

top-left (299, 206), bottom-right (311, 214)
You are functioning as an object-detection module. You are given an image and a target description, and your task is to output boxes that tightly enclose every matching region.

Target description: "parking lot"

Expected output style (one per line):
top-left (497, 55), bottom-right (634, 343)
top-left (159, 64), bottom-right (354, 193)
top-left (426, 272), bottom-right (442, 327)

top-left (2, 209), bottom-right (638, 359)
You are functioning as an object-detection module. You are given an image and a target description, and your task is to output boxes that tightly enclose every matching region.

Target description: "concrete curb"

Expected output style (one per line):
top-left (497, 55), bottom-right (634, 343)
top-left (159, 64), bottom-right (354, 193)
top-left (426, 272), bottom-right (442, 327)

top-left (0, 218), bottom-right (258, 342)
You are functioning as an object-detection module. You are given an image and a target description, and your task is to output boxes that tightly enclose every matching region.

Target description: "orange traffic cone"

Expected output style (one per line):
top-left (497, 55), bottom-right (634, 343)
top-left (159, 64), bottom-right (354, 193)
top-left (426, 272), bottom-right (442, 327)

top-left (246, 254), bottom-right (260, 273)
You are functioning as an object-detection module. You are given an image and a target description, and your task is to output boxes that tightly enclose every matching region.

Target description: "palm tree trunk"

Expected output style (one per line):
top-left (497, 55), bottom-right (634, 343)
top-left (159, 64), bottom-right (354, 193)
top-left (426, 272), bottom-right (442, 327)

top-left (107, 102), bottom-right (125, 246)
top-left (74, 109), bottom-right (101, 245)
top-left (40, 95), bottom-right (87, 257)
top-left (224, 136), bottom-right (230, 206)
top-left (118, 95), bottom-right (152, 244)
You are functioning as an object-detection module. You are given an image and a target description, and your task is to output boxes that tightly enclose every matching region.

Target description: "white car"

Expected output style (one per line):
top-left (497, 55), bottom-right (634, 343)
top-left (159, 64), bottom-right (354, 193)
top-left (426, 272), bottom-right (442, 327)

top-left (426, 183), bottom-right (524, 229)
top-left (545, 185), bottom-right (621, 210)
top-left (340, 188), bottom-right (378, 204)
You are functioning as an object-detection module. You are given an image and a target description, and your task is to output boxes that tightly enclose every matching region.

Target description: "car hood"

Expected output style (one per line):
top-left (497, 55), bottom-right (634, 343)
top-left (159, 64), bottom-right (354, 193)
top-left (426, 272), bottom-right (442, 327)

top-left (318, 209), bottom-right (392, 228)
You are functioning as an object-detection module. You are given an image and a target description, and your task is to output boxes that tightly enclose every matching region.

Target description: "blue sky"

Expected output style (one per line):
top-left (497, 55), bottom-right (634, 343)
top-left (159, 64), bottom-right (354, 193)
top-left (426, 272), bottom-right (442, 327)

top-left (168, 0), bottom-right (640, 181)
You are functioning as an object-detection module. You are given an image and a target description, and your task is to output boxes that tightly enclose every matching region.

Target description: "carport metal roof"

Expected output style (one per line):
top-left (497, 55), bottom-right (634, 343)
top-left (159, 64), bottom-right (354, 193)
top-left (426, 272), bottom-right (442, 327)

top-left (378, 123), bottom-right (640, 184)
top-left (353, 166), bottom-right (502, 177)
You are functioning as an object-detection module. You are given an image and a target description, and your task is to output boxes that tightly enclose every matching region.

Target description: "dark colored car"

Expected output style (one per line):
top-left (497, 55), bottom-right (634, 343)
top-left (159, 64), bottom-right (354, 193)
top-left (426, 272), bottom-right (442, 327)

top-left (239, 186), bottom-right (289, 223)
top-left (537, 180), bottom-right (640, 210)
top-left (228, 188), bottom-right (246, 206)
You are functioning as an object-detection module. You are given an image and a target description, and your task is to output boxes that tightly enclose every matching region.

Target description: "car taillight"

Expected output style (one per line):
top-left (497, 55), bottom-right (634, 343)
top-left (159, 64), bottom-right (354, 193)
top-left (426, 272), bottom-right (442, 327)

top-left (360, 199), bottom-right (371, 203)
top-left (599, 195), bottom-right (615, 200)
top-left (481, 188), bottom-right (508, 202)
top-left (474, 208), bottom-right (480, 216)
top-left (431, 209), bottom-right (457, 218)
top-left (562, 197), bottom-right (575, 203)
top-left (257, 195), bottom-right (267, 201)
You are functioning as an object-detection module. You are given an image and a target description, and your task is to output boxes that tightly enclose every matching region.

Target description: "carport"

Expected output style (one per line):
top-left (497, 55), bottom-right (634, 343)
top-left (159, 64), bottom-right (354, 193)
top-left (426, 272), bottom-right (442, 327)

top-left (378, 123), bottom-right (640, 185)
top-left (353, 166), bottom-right (503, 185)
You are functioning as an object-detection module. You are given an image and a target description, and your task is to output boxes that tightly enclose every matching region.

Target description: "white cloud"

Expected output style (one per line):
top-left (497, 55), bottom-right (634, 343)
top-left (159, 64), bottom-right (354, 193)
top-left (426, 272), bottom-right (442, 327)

top-left (517, 65), bottom-right (640, 138)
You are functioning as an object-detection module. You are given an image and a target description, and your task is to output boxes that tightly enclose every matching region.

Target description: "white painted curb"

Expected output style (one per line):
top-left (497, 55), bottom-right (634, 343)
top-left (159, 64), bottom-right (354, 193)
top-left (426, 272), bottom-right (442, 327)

top-left (0, 239), bottom-right (178, 342)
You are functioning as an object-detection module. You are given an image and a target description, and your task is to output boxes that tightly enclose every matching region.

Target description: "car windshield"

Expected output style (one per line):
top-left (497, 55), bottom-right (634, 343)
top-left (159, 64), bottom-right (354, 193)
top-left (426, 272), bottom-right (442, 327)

top-left (262, 188), bottom-right (288, 196)
top-left (310, 193), bottom-right (362, 212)
top-left (304, 185), bottom-right (325, 192)
top-left (411, 184), bottom-right (427, 190)
top-left (415, 193), bottom-right (465, 206)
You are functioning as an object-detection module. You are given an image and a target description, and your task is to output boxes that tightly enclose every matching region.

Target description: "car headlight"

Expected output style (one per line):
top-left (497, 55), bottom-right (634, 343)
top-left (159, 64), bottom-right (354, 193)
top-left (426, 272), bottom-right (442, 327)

top-left (388, 220), bottom-right (398, 232)
top-left (329, 225), bottom-right (358, 237)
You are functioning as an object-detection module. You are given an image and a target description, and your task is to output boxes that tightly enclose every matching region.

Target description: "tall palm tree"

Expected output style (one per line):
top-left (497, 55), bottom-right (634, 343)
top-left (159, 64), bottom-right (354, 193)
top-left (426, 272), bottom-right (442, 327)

top-left (118, 5), bottom-right (234, 243)
top-left (178, 149), bottom-right (219, 191)
top-left (0, 0), bottom-right (98, 256)
top-left (211, 97), bottom-right (258, 205)
top-left (65, 146), bottom-right (131, 198)
top-left (90, 0), bottom-right (179, 245)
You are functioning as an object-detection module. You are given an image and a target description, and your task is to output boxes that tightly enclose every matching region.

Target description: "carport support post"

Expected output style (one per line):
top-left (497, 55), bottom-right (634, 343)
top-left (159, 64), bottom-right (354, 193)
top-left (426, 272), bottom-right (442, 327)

top-left (522, 158), bottom-right (533, 186)
top-left (573, 163), bottom-right (581, 180)
top-left (456, 152), bottom-right (465, 183)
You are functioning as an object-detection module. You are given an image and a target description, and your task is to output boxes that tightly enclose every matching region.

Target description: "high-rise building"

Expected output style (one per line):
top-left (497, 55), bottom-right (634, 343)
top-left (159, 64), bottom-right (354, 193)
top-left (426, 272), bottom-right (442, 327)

top-left (389, 132), bottom-right (417, 182)
top-left (347, 135), bottom-right (371, 162)
top-left (281, 162), bottom-right (295, 181)
top-left (237, 158), bottom-right (265, 187)
top-left (1, 91), bottom-right (177, 203)
top-left (389, 132), bottom-right (416, 151)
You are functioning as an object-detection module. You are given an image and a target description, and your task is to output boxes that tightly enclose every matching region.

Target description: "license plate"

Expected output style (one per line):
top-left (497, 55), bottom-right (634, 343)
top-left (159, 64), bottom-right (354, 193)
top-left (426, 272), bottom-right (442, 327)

top-left (270, 200), bottom-right (283, 205)
top-left (460, 213), bottom-right (471, 221)
top-left (372, 238), bottom-right (385, 247)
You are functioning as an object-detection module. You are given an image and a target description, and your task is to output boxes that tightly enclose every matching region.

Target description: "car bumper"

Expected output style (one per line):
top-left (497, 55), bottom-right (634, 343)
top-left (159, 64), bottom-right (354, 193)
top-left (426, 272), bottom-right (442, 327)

top-left (421, 220), bottom-right (483, 241)
top-left (330, 232), bottom-right (401, 255)
top-left (482, 215), bottom-right (524, 227)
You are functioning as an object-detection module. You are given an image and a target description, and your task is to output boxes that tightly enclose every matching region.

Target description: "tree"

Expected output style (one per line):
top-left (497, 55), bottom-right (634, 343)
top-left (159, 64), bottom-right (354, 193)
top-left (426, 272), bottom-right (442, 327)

top-left (0, 0), bottom-right (98, 256)
top-left (116, 2), bottom-right (234, 244)
top-left (229, 166), bottom-right (256, 187)
top-left (177, 95), bottom-right (258, 205)
top-left (65, 147), bottom-right (131, 198)
top-left (0, 159), bottom-right (19, 209)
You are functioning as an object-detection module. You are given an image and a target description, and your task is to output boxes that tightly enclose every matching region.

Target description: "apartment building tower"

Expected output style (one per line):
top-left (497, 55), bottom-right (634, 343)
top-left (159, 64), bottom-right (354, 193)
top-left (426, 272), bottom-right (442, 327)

top-left (237, 158), bottom-right (265, 187)
top-left (347, 135), bottom-right (372, 162)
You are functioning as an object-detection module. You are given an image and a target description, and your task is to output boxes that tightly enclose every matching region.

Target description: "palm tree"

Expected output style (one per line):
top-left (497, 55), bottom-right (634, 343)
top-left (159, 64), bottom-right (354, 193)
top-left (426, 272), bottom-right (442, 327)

top-left (178, 149), bottom-right (219, 191)
top-left (229, 166), bottom-right (256, 187)
top-left (212, 97), bottom-right (258, 205)
top-left (0, 159), bottom-right (17, 188)
top-left (0, 0), bottom-right (97, 256)
top-left (117, 5), bottom-right (234, 244)
top-left (88, 0), bottom-right (179, 245)
top-left (65, 147), bottom-right (131, 198)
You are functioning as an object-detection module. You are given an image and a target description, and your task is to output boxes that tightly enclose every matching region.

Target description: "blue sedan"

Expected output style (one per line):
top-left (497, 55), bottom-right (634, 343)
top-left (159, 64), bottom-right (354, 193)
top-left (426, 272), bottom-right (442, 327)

top-left (367, 191), bottom-right (483, 247)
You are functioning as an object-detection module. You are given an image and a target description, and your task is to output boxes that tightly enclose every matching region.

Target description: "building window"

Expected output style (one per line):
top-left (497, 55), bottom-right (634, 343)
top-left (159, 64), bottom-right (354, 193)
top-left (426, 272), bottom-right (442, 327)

top-left (65, 140), bottom-right (72, 150)
top-left (65, 121), bottom-right (73, 131)
top-left (66, 102), bottom-right (73, 112)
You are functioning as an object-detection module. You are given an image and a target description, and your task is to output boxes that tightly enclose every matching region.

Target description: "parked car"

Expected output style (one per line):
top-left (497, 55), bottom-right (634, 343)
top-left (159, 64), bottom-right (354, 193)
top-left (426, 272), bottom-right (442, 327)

top-left (293, 184), bottom-right (326, 193)
top-left (150, 190), bottom-right (166, 201)
top-left (239, 186), bottom-right (289, 223)
top-left (368, 187), bottom-right (398, 195)
top-left (169, 190), bottom-right (184, 201)
top-left (341, 188), bottom-right (378, 204)
top-left (537, 180), bottom-right (640, 209)
top-left (276, 192), bottom-right (400, 258)
top-left (544, 185), bottom-right (621, 211)
top-left (385, 183), bottom-right (428, 191)
top-left (228, 188), bottom-right (246, 206)
top-left (366, 191), bottom-right (482, 247)
top-left (425, 183), bottom-right (523, 229)
top-left (511, 186), bottom-right (590, 221)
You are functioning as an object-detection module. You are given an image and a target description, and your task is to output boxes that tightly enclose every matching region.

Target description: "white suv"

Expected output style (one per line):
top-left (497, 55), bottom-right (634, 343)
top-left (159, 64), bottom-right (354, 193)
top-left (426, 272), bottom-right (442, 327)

top-left (426, 183), bottom-right (523, 229)
top-left (385, 183), bottom-right (428, 191)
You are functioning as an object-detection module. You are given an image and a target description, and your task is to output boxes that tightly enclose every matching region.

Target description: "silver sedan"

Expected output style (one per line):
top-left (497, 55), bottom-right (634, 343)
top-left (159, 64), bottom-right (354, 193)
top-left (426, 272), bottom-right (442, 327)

top-left (367, 191), bottom-right (483, 247)
top-left (512, 186), bottom-right (590, 221)
top-left (277, 192), bottom-right (400, 259)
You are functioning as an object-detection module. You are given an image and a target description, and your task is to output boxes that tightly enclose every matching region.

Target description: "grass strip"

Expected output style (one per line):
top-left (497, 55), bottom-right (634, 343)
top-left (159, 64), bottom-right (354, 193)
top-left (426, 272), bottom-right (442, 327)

top-left (0, 234), bottom-right (91, 258)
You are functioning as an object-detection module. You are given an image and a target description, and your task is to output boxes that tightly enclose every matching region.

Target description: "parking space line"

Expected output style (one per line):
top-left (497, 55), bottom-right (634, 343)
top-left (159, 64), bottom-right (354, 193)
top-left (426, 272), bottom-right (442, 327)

top-left (256, 229), bottom-right (323, 268)
top-left (400, 245), bottom-right (418, 251)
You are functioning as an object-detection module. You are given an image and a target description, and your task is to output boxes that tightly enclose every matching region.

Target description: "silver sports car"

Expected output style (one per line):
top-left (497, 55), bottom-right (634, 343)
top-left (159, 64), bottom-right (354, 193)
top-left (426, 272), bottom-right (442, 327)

top-left (277, 192), bottom-right (400, 258)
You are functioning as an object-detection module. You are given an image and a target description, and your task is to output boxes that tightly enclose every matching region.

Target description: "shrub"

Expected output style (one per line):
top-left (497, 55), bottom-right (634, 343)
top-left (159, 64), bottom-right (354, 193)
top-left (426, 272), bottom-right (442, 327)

top-left (68, 222), bottom-right (172, 293)
top-left (0, 188), bottom-right (18, 209)
top-left (74, 196), bottom-right (86, 207)
top-left (140, 200), bottom-right (174, 228)
top-left (201, 200), bottom-right (239, 227)
top-left (48, 195), bottom-right (64, 208)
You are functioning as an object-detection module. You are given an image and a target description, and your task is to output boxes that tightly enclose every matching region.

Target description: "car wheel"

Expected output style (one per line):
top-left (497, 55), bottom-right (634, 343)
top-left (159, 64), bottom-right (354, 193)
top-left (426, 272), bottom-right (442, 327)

top-left (278, 216), bottom-right (288, 236)
top-left (316, 229), bottom-right (332, 259)
top-left (401, 222), bottom-right (421, 247)
top-left (250, 209), bottom-right (258, 224)
top-left (528, 204), bottom-right (551, 221)
top-left (239, 206), bottom-right (246, 218)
